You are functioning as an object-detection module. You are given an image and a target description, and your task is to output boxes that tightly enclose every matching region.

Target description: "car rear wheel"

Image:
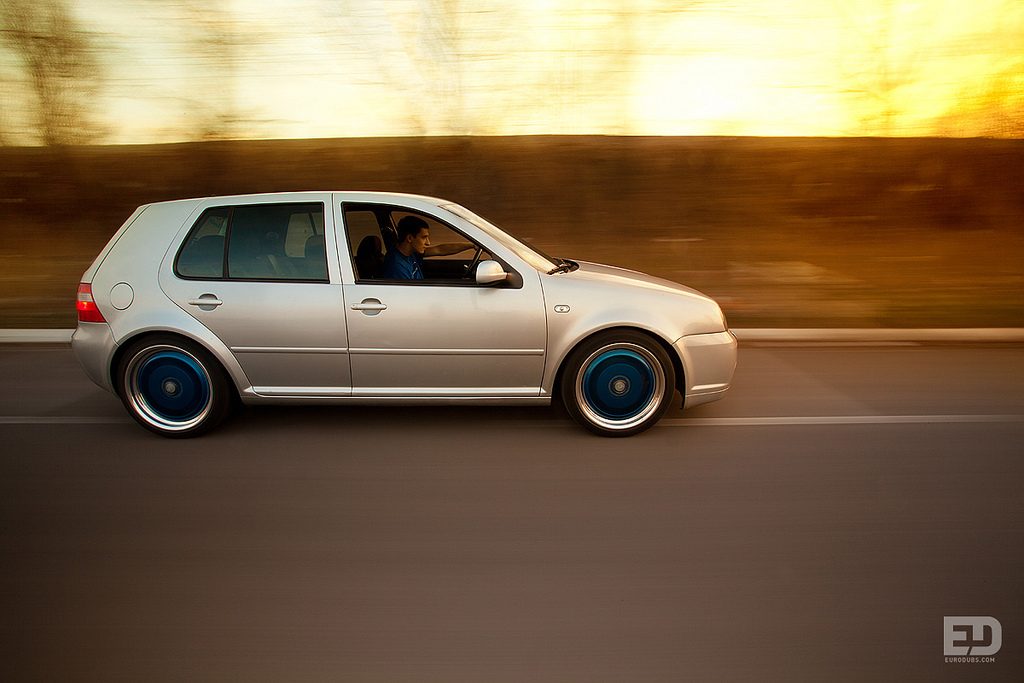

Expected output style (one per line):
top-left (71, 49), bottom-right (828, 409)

top-left (560, 330), bottom-right (676, 437)
top-left (117, 335), bottom-right (233, 437)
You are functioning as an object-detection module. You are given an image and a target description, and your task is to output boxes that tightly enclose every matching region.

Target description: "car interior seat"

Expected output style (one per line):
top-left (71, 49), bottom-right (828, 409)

top-left (264, 230), bottom-right (302, 278)
top-left (302, 233), bottom-right (327, 279)
top-left (355, 235), bottom-right (384, 280)
top-left (228, 228), bottom-right (275, 278)
top-left (381, 221), bottom-right (399, 252)
top-left (179, 234), bottom-right (225, 277)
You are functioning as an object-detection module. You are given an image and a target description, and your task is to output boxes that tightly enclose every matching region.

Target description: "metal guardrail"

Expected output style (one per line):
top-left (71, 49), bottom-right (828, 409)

top-left (3, 328), bottom-right (1024, 344)
top-left (730, 328), bottom-right (1024, 342)
top-left (1, 329), bottom-right (75, 343)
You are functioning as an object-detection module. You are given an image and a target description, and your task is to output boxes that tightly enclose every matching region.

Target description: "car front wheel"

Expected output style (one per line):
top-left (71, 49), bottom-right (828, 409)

top-left (560, 330), bottom-right (676, 437)
top-left (117, 335), bottom-right (233, 437)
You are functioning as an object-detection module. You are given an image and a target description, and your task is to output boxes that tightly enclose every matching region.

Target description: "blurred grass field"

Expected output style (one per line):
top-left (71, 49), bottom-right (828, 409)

top-left (1, 136), bottom-right (1022, 328)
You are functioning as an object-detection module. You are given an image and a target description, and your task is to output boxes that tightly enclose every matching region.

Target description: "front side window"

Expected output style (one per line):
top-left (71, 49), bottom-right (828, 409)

top-left (175, 203), bottom-right (327, 282)
top-left (441, 203), bottom-right (557, 273)
top-left (343, 204), bottom-right (495, 284)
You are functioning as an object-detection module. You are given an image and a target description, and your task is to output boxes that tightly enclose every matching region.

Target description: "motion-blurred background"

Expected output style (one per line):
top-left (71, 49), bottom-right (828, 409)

top-left (1, 0), bottom-right (1022, 328)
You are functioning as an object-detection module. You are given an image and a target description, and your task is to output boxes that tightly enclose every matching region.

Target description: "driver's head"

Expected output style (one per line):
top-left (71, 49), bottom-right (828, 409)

top-left (396, 215), bottom-right (430, 254)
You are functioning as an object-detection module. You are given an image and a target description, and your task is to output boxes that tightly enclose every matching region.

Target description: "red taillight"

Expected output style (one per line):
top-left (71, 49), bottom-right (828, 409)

top-left (77, 283), bottom-right (107, 323)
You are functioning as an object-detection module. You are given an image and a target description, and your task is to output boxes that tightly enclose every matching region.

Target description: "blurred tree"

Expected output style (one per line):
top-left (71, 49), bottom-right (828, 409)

top-left (416, 0), bottom-right (465, 133)
top-left (180, 1), bottom-right (242, 140)
top-left (835, 0), bottom-right (921, 136)
top-left (327, 0), bottom-right (705, 136)
top-left (0, 85), bottom-right (9, 145)
top-left (529, 1), bottom-right (641, 135)
top-left (0, 0), bottom-right (103, 145)
top-left (332, 0), bottom-right (516, 135)
top-left (401, 0), bottom-right (508, 134)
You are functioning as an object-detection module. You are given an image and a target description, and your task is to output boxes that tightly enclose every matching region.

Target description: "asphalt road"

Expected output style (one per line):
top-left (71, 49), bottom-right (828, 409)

top-left (2, 343), bottom-right (1023, 682)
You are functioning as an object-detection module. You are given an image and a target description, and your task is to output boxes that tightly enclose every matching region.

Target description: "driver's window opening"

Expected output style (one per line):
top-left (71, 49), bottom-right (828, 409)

top-left (343, 204), bottom-right (491, 283)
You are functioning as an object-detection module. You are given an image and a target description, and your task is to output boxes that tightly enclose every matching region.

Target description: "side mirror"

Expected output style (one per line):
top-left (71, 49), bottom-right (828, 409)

top-left (475, 259), bottom-right (507, 285)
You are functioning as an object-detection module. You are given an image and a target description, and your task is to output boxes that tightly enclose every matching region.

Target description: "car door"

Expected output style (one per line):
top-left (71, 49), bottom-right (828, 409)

top-left (338, 202), bottom-right (546, 397)
top-left (160, 195), bottom-right (351, 395)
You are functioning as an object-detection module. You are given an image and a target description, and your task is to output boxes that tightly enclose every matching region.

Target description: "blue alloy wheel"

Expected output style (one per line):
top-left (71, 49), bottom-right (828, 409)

top-left (581, 349), bottom-right (656, 420)
top-left (574, 342), bottom-right (666, 431)
top-left (125, 345), bottom-right (214, 432)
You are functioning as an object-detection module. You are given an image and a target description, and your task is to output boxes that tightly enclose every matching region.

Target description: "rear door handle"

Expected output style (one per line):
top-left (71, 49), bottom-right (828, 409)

top-left (188, 295), bottom-right (223, 308)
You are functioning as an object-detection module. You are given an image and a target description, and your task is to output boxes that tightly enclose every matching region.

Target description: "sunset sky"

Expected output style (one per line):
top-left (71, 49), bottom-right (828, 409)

top-left (1, 0), bottom-right (1022, 143)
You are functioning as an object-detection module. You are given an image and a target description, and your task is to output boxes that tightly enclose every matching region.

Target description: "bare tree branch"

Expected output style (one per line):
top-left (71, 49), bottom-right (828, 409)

top-left (0, 0), bottom-right (104, 145)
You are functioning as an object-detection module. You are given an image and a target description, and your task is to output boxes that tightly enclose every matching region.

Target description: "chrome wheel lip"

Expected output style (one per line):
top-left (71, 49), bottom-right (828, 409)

top-left (124, 345), bottom-right (214, 432)
top-left (575, 342), bottom-right (665, 431)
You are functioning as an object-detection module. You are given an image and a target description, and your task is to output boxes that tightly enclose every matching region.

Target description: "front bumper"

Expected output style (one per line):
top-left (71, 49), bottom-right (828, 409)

top-left (673, 330), bottom-right (738, 409)
top-left (71, 322), bottom-right (118, 394)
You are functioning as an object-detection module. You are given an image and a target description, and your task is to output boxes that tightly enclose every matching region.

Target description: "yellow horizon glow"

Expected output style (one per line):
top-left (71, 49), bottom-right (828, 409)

top-left (0, 0), bottom-right (1021, 144)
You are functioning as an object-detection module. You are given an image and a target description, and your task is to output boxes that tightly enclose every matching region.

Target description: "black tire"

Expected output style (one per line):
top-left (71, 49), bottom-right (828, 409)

top-left (115, 334), bottom-right (234, 438)
top-left (559, 330), bottom-right (676, 437)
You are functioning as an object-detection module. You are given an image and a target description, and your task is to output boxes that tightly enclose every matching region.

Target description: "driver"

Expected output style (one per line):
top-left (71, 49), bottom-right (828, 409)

top-left (380, 215), bottom-right (473, 280)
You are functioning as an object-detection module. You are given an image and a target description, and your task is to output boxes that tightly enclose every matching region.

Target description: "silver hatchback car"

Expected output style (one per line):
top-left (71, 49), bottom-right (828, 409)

top-left (72, 192), bottom-right (736, 437)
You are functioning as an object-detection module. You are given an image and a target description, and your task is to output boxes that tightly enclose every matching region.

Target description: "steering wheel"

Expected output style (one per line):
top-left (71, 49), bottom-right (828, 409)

top-left (463, 247), bottom-right (483, 278)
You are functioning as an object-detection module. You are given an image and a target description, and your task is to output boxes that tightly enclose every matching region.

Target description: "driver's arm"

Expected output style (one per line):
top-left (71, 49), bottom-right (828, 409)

top-left (424, 242), bottom-right (474, 257)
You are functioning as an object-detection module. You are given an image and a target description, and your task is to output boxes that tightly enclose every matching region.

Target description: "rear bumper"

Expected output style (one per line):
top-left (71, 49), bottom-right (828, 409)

top-left (673, 330), bottom-right (738, 409)
top-left (71, 322), bottom-right (118, 393)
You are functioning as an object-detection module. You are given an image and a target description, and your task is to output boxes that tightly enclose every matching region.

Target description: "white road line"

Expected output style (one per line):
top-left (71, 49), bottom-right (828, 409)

top-left (659, 415), bottom-right (1024, 427)
top-left (0, 416), bottom-right (131, 424)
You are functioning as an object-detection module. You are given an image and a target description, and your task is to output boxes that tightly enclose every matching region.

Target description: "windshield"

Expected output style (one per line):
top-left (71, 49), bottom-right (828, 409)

top-left (441, 203), bottom-right (558, 272)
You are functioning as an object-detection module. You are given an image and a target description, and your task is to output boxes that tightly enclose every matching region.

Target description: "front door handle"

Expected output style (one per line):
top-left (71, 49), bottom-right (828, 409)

top-left (351, 298), bottom-right (387, 315)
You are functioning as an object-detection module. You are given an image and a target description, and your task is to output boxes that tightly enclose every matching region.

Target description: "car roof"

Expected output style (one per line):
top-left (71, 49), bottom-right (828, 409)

top-left (142, 191), bottom-right (452, 209)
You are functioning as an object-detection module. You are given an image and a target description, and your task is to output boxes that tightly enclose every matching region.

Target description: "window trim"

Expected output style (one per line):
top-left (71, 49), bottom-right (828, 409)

top-left (174, 202), bottom-right (330, 284)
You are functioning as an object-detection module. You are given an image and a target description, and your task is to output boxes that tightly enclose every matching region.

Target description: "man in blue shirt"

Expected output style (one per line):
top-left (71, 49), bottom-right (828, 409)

top-left (380, 215), bottom-right (473, 280)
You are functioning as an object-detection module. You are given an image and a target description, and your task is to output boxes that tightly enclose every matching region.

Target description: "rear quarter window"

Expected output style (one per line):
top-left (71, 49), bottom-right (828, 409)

top-left (176, 207), bottom-right (229, 278)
